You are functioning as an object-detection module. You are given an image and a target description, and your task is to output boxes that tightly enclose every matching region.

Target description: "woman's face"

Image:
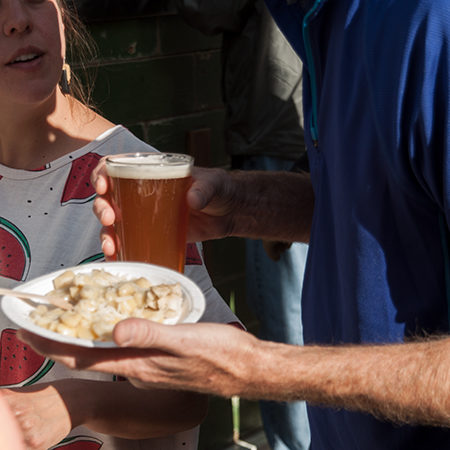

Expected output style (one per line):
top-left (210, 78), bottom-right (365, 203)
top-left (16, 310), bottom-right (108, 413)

top-left (0, 0), bottom-right (65, 107)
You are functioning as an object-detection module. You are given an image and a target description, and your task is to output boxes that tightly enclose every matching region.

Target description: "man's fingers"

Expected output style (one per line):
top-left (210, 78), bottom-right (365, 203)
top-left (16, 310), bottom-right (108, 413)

top-left (93, 196), bottom-right (115, 226)
top-left (17, 330), bottom-right (93, 369)
top-left (91, 158), bottom-right (108, 195)
top-left (18, 329), bottom-right (157, 373)
top-left (100, 228), bottom-right (116, 258)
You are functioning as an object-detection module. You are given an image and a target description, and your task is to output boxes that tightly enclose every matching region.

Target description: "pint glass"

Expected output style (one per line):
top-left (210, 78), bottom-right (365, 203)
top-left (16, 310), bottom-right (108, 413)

top-left (105, 152), bottom-right (193, 272)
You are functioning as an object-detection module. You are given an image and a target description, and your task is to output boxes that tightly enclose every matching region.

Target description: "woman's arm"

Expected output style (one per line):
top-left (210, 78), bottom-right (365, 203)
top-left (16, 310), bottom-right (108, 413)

top-left (0, 391), bottom-right (25, 449)
top-left (3, 379), bottom-right (207, 449)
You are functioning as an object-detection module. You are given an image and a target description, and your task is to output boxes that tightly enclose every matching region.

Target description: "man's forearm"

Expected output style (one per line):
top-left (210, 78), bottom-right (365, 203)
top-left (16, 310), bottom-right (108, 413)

top-left (246, 337), bottom-right (450, 426)
top-left (21, 322), bottom-right (450, 429)
top-left (229, 169), bottom-right (314, 242)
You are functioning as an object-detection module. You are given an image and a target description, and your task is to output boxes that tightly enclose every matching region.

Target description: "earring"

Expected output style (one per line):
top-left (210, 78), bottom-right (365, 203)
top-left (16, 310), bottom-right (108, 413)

top-left (60, 61), bottom-right (71, 95)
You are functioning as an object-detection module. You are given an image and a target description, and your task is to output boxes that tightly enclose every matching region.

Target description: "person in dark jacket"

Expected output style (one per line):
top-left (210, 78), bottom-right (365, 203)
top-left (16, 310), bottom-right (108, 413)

top-left (176, 2), bottom-right (310, 448)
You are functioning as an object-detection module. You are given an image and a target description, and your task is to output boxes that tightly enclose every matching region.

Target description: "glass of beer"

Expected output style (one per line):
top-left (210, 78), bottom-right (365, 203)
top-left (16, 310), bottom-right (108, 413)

top-left (105, 152), bottom-right (193, 273)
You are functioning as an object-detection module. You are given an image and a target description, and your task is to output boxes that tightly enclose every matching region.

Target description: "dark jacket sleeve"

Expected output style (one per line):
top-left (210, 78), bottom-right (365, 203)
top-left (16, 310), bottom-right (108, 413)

top-left (175, 0), bottom-right (256, 35)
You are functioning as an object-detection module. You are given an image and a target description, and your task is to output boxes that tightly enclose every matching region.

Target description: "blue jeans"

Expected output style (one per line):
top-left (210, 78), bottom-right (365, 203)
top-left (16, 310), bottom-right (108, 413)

top-left (237, 156), bottom-right (311, 450)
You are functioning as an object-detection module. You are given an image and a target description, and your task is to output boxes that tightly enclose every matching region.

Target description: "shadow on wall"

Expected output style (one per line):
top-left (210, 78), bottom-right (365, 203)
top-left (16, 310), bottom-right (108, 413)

top-left (72, 0), bottom-right (176, 22)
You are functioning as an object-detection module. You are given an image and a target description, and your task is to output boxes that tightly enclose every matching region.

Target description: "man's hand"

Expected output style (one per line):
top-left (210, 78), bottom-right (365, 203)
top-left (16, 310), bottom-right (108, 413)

top-left (91, 162), bottom-right (238, 258)
top-left (18, 325), bottom-right (450, 427)
top-left (19, 322), bottom-right (260, 398)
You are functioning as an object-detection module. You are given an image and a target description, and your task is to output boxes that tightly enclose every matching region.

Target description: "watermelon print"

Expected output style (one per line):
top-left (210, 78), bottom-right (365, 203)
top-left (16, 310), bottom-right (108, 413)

top-left (78, 253), bottom-right (105, 265)
top-left (61, 152), bottom-right (102, 205)
top-left (0, 329), bottom-right (54, 387)
top-left (0, 217), bottom-right (31, 281)
top-left (185, 243), bottom-right (202, 265)
top-left (51, 435), bottom-right (103, 449)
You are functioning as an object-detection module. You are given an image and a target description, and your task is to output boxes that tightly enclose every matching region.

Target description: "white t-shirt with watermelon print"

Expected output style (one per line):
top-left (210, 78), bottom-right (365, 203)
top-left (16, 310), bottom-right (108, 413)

top-left (0, 125), bottom-right (242, 450)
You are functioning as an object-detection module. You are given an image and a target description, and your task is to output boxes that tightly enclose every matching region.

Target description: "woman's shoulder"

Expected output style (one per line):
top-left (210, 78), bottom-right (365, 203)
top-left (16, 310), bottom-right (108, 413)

top-left (91, 124), bottom-right (159, 155)
top-left (76, 108), bottom-right (115, 141)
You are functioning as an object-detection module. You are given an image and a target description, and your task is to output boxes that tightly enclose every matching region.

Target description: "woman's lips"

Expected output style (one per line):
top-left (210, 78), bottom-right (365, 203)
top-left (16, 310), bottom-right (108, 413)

top-left (6, 47), bottom-right (45, 67)
top-left (5, 52), bottom-right (45, 71)
top-left (9, 53), bottom-right (40, 64)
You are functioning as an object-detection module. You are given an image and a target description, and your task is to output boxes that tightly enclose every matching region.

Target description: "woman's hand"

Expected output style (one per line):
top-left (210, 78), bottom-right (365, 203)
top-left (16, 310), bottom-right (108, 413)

top-left (2, 383), bottom-right (73, 450)
top-left (0, 391), bottom-right (25, 449)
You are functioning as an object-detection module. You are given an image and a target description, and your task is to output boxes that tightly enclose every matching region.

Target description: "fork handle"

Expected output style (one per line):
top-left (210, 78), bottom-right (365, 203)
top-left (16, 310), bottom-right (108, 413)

top-left (0, 288), bottom-right (72, 311)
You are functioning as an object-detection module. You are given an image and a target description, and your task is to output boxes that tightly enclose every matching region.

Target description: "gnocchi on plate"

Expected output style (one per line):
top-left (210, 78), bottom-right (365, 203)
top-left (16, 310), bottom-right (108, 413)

top-left (29, 269), bottom-right (184, 341)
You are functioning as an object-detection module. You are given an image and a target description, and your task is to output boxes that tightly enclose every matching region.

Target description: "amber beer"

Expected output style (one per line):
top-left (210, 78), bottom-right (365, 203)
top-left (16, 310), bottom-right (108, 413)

top-left (105, 153), bottom-right (193, 272)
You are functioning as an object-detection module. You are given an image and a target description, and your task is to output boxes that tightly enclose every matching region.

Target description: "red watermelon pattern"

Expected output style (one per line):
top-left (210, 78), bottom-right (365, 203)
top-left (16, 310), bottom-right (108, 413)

top-left (185, 243), bottom-right (202, 265)
top-left (51, 435), bottom-right (103, 449)
top-left (0, 329), bottom-right (54, 387)
top-left (29, 163), bottom-right (51, 172)
top-left (0, 217), bottom-right (31, 282)
top-left (61, 152), bottom-right (102, 205)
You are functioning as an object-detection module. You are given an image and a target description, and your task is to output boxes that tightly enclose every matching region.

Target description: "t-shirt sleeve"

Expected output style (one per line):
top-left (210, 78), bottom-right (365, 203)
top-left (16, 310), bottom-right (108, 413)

top-left (184, 243), bottom-right (244, 328)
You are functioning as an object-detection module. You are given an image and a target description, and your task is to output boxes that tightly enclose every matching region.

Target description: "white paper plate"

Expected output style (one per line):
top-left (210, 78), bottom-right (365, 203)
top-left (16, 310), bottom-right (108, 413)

top-left (1, 262), bottom-right (205, 348)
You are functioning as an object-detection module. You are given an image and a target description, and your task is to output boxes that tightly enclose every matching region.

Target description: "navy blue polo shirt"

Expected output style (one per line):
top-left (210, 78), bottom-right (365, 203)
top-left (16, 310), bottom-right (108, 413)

top-left (265, 0), bottom-right (450, 448)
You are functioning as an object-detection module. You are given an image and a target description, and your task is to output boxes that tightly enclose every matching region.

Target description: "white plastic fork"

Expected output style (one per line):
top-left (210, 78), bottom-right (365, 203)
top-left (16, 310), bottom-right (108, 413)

top-left (0, 288), bottom-right (72, 311)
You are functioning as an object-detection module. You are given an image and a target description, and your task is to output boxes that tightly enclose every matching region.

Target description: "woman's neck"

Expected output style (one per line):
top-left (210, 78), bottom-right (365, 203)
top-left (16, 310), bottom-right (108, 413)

top-left (0, 89), bottom-right (113, 170)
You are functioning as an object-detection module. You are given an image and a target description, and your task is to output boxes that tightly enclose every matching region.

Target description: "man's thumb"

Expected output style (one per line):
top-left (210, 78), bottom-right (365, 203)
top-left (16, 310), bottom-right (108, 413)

top-left (113, 318), bottom-right (161, 348)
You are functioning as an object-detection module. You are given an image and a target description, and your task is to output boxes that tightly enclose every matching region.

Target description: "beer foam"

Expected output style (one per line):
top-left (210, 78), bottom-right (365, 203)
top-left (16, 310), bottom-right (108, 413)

top-left (106, 155), bottom-right (192, 180)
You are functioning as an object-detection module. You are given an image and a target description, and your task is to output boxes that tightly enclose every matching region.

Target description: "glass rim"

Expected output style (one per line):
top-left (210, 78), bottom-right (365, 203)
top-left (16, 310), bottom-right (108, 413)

top-left (105, 152), bottom-right (194, 167)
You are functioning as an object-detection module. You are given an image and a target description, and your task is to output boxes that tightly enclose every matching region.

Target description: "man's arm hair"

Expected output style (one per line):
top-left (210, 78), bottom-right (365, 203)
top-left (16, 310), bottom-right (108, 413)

top-left (245, 336), bottom-right (450, 426)
top-left (228, 169), bottom-right (314, 243)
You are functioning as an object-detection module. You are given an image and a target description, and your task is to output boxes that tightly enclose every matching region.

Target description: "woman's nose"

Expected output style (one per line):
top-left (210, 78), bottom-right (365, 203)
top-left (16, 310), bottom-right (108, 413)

top-left (2, 2), bottom-right (32, 37)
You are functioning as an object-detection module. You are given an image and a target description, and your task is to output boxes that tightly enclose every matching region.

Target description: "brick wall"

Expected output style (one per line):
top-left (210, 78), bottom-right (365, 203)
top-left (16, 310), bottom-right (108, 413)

top-left (76, 3), bottom-right (263, 449)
